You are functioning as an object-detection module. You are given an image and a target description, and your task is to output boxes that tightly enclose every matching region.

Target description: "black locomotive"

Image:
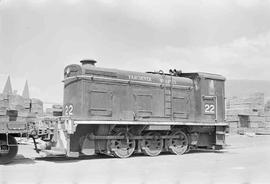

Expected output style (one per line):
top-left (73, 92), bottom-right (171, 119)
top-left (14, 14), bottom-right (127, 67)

top-left (42, 59), bottom-right (227, 158)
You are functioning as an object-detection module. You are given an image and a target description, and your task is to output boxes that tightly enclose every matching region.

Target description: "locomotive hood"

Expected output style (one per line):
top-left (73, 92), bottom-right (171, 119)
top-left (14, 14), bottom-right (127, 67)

top-left (64, 64), bottom-right (193, 87)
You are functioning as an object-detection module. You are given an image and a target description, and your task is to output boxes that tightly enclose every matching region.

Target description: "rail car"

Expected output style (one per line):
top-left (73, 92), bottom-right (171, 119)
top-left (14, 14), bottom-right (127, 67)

top-left (0, 112), bottom-right (57, 164)
top-left (0, 110), bottom-right (28, 164)
top-left (40, 60), bottom-right (227, 158)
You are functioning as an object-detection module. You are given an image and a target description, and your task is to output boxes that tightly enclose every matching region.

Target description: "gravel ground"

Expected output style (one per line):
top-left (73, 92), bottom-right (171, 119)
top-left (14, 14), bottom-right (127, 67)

top-left (1, 134), bottom-right (270, 184)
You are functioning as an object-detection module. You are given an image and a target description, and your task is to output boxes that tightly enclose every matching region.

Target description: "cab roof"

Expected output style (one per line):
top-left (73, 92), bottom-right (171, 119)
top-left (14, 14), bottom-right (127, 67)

top-left (180, 72), bottom-right (226, 81)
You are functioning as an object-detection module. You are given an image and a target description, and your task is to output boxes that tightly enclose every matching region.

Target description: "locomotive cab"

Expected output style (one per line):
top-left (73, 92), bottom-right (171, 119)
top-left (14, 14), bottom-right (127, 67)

top-left (181, 72), bottom-right (226, 147)
top-left (181, 72), bottom-right (225, 123)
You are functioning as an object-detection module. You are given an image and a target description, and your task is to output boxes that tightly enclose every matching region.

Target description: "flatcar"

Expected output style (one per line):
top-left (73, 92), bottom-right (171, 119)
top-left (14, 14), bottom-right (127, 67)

top-left (40, 59), bottom-right (227, 158)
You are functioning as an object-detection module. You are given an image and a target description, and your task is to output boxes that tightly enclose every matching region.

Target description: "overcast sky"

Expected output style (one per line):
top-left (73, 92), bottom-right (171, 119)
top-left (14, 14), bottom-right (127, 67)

top-left (1, 0), bottom-right (270, 103)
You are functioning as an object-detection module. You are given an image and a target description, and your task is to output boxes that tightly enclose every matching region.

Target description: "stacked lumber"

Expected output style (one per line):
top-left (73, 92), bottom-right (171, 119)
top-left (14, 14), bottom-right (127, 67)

top-left (0, 99), bottom-right (9, 109)
top-left (227, 93), bottom-right (264, 112)
top-left (228, 121), bottom-right (238, 134)
top-left (226, 115), bottom-right (239, 122)
top-left (0, 115), bottom-right (9, 122)
top-left (264, 111), bottom-right (270, 126)
top-left (31, 98), bottom-right (43, 115)
top-left (226, 93), bottom-right (268, 133)
top-left (0, 94), bottom-right (10, 122)
top-left (45, 108), bottom-right (53, 115)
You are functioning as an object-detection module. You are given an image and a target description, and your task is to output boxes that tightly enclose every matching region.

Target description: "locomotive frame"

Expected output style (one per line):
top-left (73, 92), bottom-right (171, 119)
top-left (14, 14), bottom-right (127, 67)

top-left (42, 60), bottom-right (228, 158)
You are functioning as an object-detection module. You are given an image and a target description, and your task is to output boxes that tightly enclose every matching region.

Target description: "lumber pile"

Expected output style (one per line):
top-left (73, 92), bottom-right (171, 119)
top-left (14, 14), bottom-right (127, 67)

top-left (226, 92), bottom-right (268, 133)
top-left (31, 98), bottom-right (43, 115)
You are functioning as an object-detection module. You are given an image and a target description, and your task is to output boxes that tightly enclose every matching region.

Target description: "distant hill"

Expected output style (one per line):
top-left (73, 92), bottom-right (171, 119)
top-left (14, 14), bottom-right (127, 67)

top-left (226, 80), bottom-right (270, 100)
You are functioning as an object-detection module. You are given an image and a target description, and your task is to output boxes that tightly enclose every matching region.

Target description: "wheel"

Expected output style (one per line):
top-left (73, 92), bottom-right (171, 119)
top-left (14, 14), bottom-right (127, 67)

top-left (0, 135), bottom-right (18, 164)
top-left (141, 132), bottom-right (163, 156)
top-left (108, 131), bottom-right (135, 158)
top-left (167, 130), bottom-right (188, 155)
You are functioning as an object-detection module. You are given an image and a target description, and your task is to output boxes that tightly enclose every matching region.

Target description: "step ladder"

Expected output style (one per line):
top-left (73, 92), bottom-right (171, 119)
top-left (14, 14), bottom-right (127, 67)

top-left (164, 75), bottom-right (173, 120)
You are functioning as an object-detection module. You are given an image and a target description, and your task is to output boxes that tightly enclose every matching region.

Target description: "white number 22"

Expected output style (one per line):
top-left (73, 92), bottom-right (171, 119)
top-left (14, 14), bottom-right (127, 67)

top-left (65, 104), bottom-right (74, 115)
top-left (205, 104), bottom-right (215, 114)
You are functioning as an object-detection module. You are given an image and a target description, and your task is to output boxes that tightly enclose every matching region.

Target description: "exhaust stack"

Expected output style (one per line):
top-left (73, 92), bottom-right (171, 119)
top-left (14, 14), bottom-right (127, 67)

top-left (80, 59), bottom-right (97, 68)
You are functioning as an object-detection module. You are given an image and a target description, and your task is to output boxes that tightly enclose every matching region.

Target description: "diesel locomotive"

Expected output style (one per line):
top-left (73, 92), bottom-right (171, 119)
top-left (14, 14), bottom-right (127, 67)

top-left (41, 60), bottom-right (227, 158)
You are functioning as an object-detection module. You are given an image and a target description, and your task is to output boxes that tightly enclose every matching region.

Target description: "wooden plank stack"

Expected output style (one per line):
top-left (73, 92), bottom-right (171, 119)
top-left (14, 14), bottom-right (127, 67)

top-left (31, 98), bottom-right (44, 115)
top-left (264, 110), bottom-right (270, 128)
top-left (226, 92), bottom-right (269, 133)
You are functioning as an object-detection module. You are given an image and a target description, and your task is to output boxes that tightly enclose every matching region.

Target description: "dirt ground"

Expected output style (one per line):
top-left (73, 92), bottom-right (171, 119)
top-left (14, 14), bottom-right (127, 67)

top-left (1, 134), bottom-right (270, 184)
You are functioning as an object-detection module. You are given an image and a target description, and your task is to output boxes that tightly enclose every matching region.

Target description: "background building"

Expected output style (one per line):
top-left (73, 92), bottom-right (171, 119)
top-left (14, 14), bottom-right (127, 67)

top-left (0, 76), bottom-right (43, 119)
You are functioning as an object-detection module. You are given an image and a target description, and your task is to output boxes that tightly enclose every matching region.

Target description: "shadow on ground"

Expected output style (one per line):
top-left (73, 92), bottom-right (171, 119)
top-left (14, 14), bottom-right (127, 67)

top-left (4, 148), bottom-right (228, 165)
top-left (34, 149), bottom-right (227, 163)
top-left (35, 154), bottom-right (112, 163)
top-left (3, 154), bottom-right (36, 166)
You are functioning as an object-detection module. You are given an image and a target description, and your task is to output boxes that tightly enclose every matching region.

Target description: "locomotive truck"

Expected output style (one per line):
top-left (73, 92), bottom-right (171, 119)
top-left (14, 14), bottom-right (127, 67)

top-left (40, 60), bottom-right (227, 158)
